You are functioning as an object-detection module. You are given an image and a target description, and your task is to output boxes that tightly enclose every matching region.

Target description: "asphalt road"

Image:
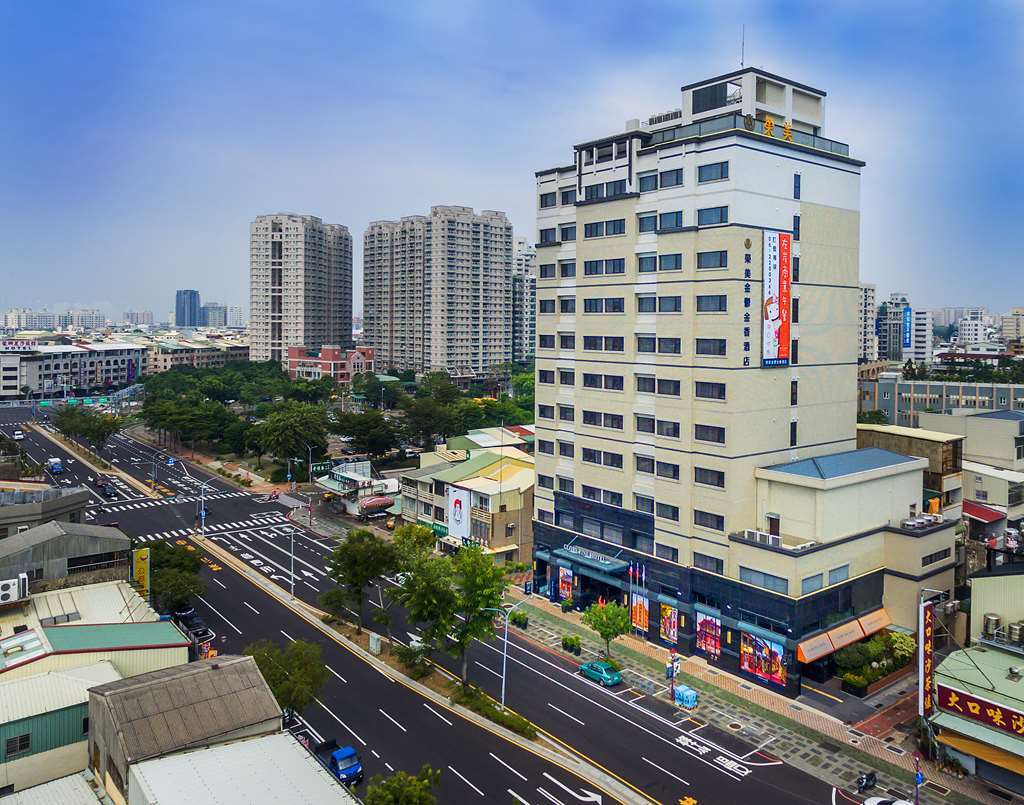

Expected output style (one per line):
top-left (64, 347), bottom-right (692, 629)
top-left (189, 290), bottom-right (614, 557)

top-left (0, 404), bottom-right (854, 804)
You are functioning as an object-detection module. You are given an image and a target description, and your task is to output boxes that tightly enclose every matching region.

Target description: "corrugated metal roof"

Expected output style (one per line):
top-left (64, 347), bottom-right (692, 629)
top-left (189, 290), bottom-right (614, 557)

top-left (130, 732), bottom-right (358, 803)
top-left (90, 655), bottom-right (281, 764)
top-left (0, 521), bottom-right (129, 560)
top-left (0, 772), bottom-right (99, 804)
top-left (764, 447), bottom-right (917, 479)
top-left (0, 660), bottom-right (121, 723)
top-left (43, 621), bottom-right (188, 652)
top-left (431, 452), bottom-right (501, 483)
top-left (856, 423), bottom-right (963, 444)
top-left (975, 410), bottom-right (1024, 422)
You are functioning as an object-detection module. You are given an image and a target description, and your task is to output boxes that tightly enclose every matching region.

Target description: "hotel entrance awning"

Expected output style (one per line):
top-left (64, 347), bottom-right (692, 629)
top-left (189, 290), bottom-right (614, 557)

top-left (796, 615), bottom-right (876, 664)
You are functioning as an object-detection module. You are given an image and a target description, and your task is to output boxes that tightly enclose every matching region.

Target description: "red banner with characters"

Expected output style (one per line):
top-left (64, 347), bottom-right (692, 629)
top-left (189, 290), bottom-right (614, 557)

top-left (937, 684), bottom-right (1024, 738)
top-left (919, 602), bottom-right (934, 717)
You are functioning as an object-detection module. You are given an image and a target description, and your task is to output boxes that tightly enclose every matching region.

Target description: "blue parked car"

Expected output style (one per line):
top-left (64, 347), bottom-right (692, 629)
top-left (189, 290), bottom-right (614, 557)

top-left (579, 660), bottom-right (622, 687)
top-left (314, 740), bottom-right (364, 785)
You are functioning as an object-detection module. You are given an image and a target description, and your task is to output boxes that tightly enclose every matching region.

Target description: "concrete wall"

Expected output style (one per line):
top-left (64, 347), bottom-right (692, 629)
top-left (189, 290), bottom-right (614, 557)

top-left (0, 740), bottom-right (88, 793)
top-left (969, 574), bottom-right (1024, 642)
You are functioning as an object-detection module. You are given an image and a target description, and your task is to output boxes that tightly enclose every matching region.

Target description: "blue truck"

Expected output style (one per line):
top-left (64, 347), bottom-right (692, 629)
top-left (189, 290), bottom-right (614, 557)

top-left (46, 457), bottom-right (64, 474)
top-left (313, 739), bottom-right (364, 786)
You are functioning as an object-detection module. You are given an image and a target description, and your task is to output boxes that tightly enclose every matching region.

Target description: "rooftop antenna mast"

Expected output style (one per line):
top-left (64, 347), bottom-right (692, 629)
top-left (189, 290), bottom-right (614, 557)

top-left (740, 25), bottom-right (745, 68)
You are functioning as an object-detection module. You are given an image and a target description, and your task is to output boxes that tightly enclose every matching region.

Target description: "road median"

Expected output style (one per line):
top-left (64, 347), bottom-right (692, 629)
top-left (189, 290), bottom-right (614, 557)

top-left (190, 530), bottom-right (647, 805)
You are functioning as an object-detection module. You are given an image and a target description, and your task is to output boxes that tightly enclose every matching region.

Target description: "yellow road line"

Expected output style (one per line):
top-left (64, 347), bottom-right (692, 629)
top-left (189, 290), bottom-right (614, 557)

top-left (801, 683), bottom-right (843, 703)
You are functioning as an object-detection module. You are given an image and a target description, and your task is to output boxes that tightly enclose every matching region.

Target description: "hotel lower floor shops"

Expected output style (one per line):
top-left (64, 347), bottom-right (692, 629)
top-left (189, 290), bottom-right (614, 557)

top-left (533, 522), bottom-right (900, 699)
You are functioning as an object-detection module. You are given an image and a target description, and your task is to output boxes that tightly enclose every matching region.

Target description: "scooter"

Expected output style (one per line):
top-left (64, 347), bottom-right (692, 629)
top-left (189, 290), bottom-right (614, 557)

top-left (856, 771), bottom-right (877, 793)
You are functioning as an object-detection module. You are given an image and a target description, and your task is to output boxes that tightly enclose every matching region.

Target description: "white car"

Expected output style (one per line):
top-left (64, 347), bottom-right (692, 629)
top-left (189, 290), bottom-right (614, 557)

top-left (12, 430), bottom-right (23, 441)
top-left (865, 798), bottom-right (912, 805)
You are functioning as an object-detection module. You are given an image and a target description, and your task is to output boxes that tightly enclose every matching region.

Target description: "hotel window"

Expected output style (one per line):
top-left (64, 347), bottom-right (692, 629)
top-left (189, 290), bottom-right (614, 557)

top-left (791, 338), bottom-right (799, 365)
top-left (791, 380), bottom-right (799, 406)
top-left (695, 338), bottom-right (726, 356)
top-left (605, 218), bottom-right (625, 235)
top-left (560, 188), bottom-right (576, 205)
top-left (558, 404), bottom-right (574, 421)
top-left (583, 410), bottom-right (601, 426)
top-left (539, 263), bottom-right (555, 278)
top-left (697, 206), bottom-right (728, 226)
top-left (658, 296), bottom-right (682, 313)
top-left (539, 299), bottom-right (555, 314)
top-left (696, 295), bottom-right (728, 313)
top-left (638, 173), bottom-right (658, 192)
top-left (695, 467), bottom-right (725, 488)
top-left (656, 502), bottom-right (679, 521)
top-left (658, 338), bottom-right (681, 354)
top-left (559, 369), bottom-right (575, 385)
top-left (793, 214), bottom-right (801, 241)
top-left (603, 452), bottom-right (623, 469)
top-left (656, 544), bottom-right (679, 563)
top-left (538, 335), bottom-right (555, 349)
top-left (559, 297), bottom-right (576, 314)
top-left (597, 143), bottom-right (613, 162)
top-left (793, 173), bottom-right (801, 200)
top-left (657, 379), bottom-right (681, 396)
top-left (538, 440), bottom-right (554, 454)
top-left (801, 574), bottom-right (823, 595)
top-left (656, 420), bottom-right (680, 438)
top-left (603, 490), bottom-right (623, 507)
top-left (638, 213), bottom-right (657, 233)
top-left (659, 253), bottom-right (682, 271)
top-left (637, 335), bottom-right (656, 353)
top-left (540, 227), bottom-right (557, 244)
top-left (558, 441), bottom-right (574, 458)
top-left (584, 260), bottom-right (604, 276)
top-left (790, 420), bottom-right (798, 447)
top-left (694, 552), bottom-right (723, 574)
top-left (559, 260), bottom-right (575, 277)
top-left (602, 298), bottom-right (624, 313)
top-left (637, 295), bottom-right (656, 314)
top-left (559, 333), bottom-right (575, 349)
top-left (636, 455), bottom-right (655, 474)
top-left (695, 381), bottom-right (726, 400)
top-left (792, 297), bottom-right (800, 323)
top-left (538, 369), bottom-right (555, 384)
top-left (538, 404), bottom-right (554, 419)
top-left (793, 256), bottom-right (800, 282)
top-left (606, 179), bottom-right (627, 196)
top-left (560, 224), bottom-right (576, 241)
top-left (656, 461), bottom-right (680, 480)
top-left (538, 476), bottom-right (553, 491)
top-left (697, 161), bottom-right (729, 183)
top-left (739, 567), bottom-right (789, 595)
top-left (583, 373), bottom-right (602, 388)
top-left (638, 253), bottom-right (657, 273)
top-left (828, 565), bottom-right (850, 585)
top-left (583, 336), bottom-right (603, 351)
top-left (604, 336), bottom-right (624, 351)
top-left (603, 413), bottom-right (624, 429)
top-left (659, 168), bottom-right (683, 188)
top-left (636, 415), bottom-right (655, 433)
top-left (582, 447), bottom-right (601, 464)
top-left (695, 423), bottom-right (725, 444)
top-left (585, 183), bottom-right (604, 201)
top-left (659, 211), bottom-right (683, 231)
top-left (540, 192), bottom-right (557, 208)
top-left (538, 509), bottom-right (554, 524)
top-left (694, 509), bottom-right (724, 531)
top-left (584, 222), bottom-right (604, 238)
top-left (697, 250), bottom-right (728, 269)
top-left (615, 140), bottom-right (629, 159)
top-left (604, 374), bottom-right (624, 390)
top-left (634, 494), bottom-right (655, 513)
top-left (636, 376), bottom-right (656, 393)
top-left (606, 258), bottom-right (625, 275)
top-left (557, 477), bottom-right (574, 494)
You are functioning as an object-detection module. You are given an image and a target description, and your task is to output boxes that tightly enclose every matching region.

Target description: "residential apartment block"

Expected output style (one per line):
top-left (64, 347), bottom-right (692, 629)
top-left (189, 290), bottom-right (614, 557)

top-left (286, 344), bottom-right (374, 385)
top-left (531, 68), bottom-right (956, 697)
top-left (858, 283), bottom-right (878, 362)
top-left (512, 237), bottom-right (537, 364)
top-left (122, 310), bottom-right (154, 327)
top-left (860, 373), bottom-right (1024, 427)
top-left (249, 214), bottom-right (353, 365)
top-left (363, 206), bottom-right (513, 378)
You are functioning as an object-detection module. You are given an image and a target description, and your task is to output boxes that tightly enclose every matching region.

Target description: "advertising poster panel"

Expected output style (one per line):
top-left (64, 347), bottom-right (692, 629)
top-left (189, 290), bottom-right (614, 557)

top-left (558, 567), bottom-right (573, 600)
top-left (132, 547), bottom-right (151, 600)
top-left (739, 632), bottom-right (787, 687)
top-left (761, 230), bottom-right (792, 367)
top-left (631, 593), bottom-right (649, 632)
top-left (660, 604), bottom-right (678, 643)
top-left (447, 486), bottom-right (471, 540)
top-left (902, 306), bottom-right (914, 349)
top-left (695, 613), bottom-right (722, 659)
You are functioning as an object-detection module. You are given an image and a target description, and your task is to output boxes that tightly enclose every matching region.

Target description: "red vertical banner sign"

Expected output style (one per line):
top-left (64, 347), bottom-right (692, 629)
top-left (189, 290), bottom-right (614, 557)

top-left (919, 601), bottom-right (935, 718)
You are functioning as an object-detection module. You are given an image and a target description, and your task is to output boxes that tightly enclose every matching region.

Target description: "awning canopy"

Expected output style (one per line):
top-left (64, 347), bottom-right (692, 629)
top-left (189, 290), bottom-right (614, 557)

top-left (937, 727), bottom-right (1024, 776)
top-left (796, 632), bottom-right (834, 663)
top-left (857, 608), bottom-right (892, 637)
top-left (963, 500), bottom-right (1006, 524)
top-left (551, 547), bottom-right (629, 574)
top-left (796, 616), bottom-right (873, 664)
top-left (827, 619), bottom-right (866, 651)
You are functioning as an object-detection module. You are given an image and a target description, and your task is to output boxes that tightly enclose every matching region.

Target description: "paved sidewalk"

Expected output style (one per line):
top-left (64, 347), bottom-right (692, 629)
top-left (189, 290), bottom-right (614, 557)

top-left (508, 591), bottom-right (1000, 805)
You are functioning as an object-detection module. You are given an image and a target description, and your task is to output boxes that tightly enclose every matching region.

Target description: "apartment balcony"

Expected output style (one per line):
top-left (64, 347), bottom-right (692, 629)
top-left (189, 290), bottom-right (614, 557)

top-left (730, 528), bottom-right (818, 553)
top-left (731, 515), bottom-right (955, 553)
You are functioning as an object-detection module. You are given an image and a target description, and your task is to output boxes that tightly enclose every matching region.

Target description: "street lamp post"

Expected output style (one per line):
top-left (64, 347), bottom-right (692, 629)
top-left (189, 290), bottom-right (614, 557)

top-left (484, 599), bottom-right (529, 711)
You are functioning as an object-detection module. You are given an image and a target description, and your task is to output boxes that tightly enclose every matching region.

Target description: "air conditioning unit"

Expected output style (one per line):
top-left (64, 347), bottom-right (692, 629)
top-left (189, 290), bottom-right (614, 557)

top-left (944, 600), bottom-right (959, 615)
top-left (0, 575), bottom-right (28, 604)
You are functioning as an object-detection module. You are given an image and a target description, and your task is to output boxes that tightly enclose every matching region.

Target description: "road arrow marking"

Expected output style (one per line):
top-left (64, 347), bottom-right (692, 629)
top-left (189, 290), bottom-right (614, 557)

top-left (542, 772), bottom-right (602, 803)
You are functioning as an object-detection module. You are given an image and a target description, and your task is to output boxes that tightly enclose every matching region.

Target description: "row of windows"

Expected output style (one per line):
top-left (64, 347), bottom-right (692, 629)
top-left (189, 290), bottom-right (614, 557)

top-left (538, 206), bottom-right (730, 245)
top-left (635, 415), bottom-right (681, 438)
top-left (538, 405), bottom-right (727, 445)
top-left (583, 179), bottom-right (629, 201)
top-left (637, 168), bottom-right (683, 192)
top-left (538, 332), bottom-right (801, 365)
top-left (540, 253), bottom-right (801, 282)
top-left (584, 219), bottom-right (626, 238)
top-left (633, 493), bottom-right (680, 522)
top-left (536, 369), bottom-right (724, 402)
top-left (637, 336), bottom-right (726, 356)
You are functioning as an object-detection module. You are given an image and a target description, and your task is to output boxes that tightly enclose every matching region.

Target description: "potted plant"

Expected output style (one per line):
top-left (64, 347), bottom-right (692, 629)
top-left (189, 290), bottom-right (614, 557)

top-left (561, 597), bottom-right (574, 613)
top-left (569, 635), bottom-right (582, 655)
top-left (561, 635), bottom-right (573, 652)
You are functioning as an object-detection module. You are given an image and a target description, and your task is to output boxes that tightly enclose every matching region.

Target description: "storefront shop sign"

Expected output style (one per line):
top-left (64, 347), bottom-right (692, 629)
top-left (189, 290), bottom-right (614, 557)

top-left (558, 543), bottom-right (622, 569)
top-left (937, 684), bottom-right (1024, 738)
top-left (660, 604), bottom-right (678, 643)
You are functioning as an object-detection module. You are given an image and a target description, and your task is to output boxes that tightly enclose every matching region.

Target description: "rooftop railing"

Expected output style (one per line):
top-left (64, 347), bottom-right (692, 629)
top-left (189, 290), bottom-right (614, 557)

top-left (644, 113), bottom-right (851, 157)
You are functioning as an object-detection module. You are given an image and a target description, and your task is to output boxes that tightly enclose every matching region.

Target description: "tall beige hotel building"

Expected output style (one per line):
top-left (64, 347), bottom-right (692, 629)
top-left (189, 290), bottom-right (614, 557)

top-left (531, 69), bottom-right (956, 696)
top-left (249, 213), bottom-right (353, 365)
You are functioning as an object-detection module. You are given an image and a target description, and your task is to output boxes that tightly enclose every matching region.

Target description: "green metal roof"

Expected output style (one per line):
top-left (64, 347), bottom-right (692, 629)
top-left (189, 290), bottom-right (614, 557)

top-left (43, 622), bottom-right (188, 652)
top-left (931, 711), bottom-right (1024, 759)
top-left (430, 453), bottom-right (500, 484)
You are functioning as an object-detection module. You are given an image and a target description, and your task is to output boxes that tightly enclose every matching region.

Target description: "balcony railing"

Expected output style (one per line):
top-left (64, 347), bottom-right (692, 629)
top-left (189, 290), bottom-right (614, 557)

top-left (644, 112), bottom-right (851, 157)
top-left (730, 528), bottom-right (817, 553)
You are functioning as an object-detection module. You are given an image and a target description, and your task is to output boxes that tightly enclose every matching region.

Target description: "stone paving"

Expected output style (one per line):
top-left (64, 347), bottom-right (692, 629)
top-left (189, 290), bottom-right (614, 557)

top-left (510, 591), bottom-right (1006, 805)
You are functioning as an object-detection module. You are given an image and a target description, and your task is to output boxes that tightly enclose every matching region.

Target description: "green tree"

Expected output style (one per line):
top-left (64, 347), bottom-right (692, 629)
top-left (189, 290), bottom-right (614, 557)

top-left (258, 400), bottom-right (328, 463)
top-left (392, 524), bottom-right (435, 570)
top-left (397, 553), bottom-right (458, 654)
top-left (419, 371), bottom-right (460, 405)
top-left (857, 409), bottom-right (889, 425)
top-left (150, 542), bottom-right (205, 612)
top-left (333, 411), bottom-right (398, 457)
top-left (448, 546), bottom-right (508, 684)
top-left (402, 397), bottom-right (454, 447)
top-left (364, 764), bottom-right (440, 805)
top-left (244, 638), bottom-right (329, 715)
top-left (581, 601), bottom-right (631, 660)
top-left (510, 372), bottom-right (534, 406)
top-left (322, 529), bottom-right (399, 634)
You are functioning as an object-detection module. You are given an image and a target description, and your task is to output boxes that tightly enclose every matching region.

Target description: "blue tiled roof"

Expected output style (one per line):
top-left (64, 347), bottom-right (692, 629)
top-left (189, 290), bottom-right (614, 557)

top-left (974, 410), bottom-right (1024, 422)
top-left (764, 447), bottom-right (917, 479)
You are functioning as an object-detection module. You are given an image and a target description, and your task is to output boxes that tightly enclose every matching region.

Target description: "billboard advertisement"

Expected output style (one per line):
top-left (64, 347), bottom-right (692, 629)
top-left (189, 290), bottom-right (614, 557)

top-left (902, 306), bottom-right (913, 349)
top-left (761, 230), bottom-right (792, 367)
top-left (919, 601), bottom-right (935, 717)
top-left (740, 632), bottom-right (787, 687)
top-left (660, 604), bottom-right (678, 644)
top-left (447, 486), bottom-right (471, 540)
top-left (558, 567), bottom-right (573, 601)
top-left (631, 593), bottom-right (649, 632)
top-left (132, 547), bottom-right (151, 600)
top-left (695, 612), bottom-right (722, 659)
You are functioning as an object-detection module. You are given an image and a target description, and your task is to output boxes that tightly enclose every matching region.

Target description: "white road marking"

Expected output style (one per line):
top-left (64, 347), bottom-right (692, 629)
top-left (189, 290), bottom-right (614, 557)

top-left (490, 752), bottom-right (527, 781)
top-left (371, 749), bottom-right (380, 759)
top-left (509, 790), bottom-right (531, 805)
top-left (212, 578), bottom-right (227, 590)
top-left (641, 756), bottom-right (690, 785)
top-left (423, 703), bottom-right (452, 726)
top-left (474, 660), bottom-right (502, 678)
top-left (243, 602), bottom-right (260, 615)
top-left (326, 666), bottom-right (347, 684)
top-left (546, 703), bottom-right (584, 726)
top-left (447, 765), bottom-right (485, 797)
top-left (537, 788), bottom-right (567, 805)
top-left (378, 708), bottom-right (407, 732)
top-left (541, 774), bottom-right (603, 804)
top-left (314, 697), bottom-right (366, 745)
top-left (280, 630), bottom-right (295, 642)
top-left (385, 762), bottom-right (395, 772)
top-left (195, 595), bottom-right (242, 634)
